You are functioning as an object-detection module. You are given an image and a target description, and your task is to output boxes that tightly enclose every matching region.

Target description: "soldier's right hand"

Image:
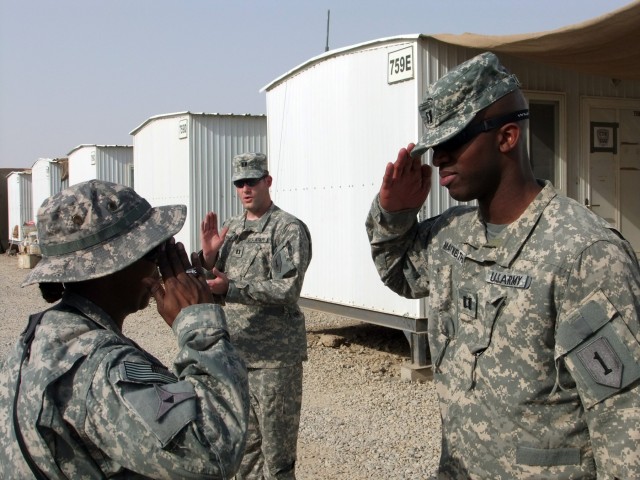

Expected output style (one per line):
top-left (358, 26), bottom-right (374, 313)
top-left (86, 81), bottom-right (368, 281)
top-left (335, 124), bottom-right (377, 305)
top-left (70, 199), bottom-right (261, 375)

top-left (379, 143), bottom-right (432, 212)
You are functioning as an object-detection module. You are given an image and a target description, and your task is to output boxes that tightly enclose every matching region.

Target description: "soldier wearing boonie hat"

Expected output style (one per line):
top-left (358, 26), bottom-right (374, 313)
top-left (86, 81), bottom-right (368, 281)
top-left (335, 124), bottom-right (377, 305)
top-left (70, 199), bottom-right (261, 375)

top-left (367, 52), bottom-right (640, 478)
top-left (0, 180), bottom-right (249, 479)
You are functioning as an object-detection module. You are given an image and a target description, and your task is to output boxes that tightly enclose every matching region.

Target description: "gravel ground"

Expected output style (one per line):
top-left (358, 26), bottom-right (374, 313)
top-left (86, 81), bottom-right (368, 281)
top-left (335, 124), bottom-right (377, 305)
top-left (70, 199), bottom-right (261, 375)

top-left (0, 252), bottom-right (441, 479)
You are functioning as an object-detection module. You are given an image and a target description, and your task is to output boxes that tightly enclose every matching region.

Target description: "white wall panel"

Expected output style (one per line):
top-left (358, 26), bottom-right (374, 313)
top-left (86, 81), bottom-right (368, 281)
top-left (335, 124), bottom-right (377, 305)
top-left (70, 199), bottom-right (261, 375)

top-left (266, 38), bottom-right (424, 317)
top-left (7, 172), bottom-right (32, 242)
top-left (68, 146), bottom-right (97, 186)
top-left (31, 158), bottom-right (67, 222)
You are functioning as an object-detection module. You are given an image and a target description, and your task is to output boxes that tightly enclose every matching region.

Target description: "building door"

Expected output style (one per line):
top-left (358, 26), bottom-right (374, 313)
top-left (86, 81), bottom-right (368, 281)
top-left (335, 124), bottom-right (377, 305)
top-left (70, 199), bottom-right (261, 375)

top-left (586, 102), bottom-right (640, 254)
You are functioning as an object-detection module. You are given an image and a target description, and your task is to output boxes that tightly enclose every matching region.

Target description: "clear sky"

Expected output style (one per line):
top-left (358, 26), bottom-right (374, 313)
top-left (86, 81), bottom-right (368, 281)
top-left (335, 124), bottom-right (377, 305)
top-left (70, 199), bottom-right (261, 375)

top-left (0, 0), bottom-right (634, 169)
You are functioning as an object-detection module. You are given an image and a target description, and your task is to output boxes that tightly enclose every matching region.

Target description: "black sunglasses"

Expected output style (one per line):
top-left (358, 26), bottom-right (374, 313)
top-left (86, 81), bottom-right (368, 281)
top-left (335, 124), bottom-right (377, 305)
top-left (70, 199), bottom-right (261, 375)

top-left (434, 109), bottom-right (530, 153)
top-left (233, 175), bottom-right (266, 188)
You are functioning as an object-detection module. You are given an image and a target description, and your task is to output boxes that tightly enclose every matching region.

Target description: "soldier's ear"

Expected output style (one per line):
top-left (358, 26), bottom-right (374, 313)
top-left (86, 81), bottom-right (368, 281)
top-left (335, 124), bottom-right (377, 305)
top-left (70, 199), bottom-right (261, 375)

top-left (265, 175), bottom-right (273, 187)
top-left (497, 123), bottom-right (520, 154)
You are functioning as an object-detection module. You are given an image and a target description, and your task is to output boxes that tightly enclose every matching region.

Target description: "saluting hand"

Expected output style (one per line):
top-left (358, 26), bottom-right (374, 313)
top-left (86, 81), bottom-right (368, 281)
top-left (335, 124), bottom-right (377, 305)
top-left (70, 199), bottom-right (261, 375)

top-left (144, 239), bottom-right (213, 327)
top-left (200, 212), bottom-right (229, 270)
top-left (379, 143), bottom-right (432, 212)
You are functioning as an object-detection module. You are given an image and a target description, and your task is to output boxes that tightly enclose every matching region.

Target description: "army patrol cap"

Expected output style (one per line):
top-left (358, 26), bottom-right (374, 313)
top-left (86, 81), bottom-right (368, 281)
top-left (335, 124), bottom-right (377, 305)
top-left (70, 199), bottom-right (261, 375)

top-left (412, 51), bottom-right (521, 157)
top-left (232, 153), bottom-right (268, 181)
top-left (23, 180), bottom-right (186, 286)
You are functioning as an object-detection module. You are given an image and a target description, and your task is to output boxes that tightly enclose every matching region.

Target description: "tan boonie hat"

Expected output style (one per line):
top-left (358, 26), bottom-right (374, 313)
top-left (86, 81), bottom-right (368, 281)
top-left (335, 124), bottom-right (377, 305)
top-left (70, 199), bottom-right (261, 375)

top-left (412, 51), bottom-right (521, 157)
top-left (232, 153), bottom-right (268, 181)
top-left (22, 180), bottom-right (186, 286)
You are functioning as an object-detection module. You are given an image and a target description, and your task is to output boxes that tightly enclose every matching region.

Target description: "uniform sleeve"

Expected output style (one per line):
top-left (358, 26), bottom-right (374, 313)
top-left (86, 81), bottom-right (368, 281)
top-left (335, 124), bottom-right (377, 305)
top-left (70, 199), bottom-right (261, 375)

top-left (225, 221), bottom-right (311, 306)
top-left (365, 194), bottom-right (431, 299)
top-left (556, 239), bottom-right (640, 478)
top-left (82, 303), bottom-right (249, 479)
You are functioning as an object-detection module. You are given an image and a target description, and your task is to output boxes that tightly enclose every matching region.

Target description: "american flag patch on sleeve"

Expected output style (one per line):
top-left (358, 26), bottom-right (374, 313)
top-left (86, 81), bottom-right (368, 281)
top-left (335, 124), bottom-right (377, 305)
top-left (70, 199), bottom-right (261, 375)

top-left (121, 361), bottom-right (177, 384)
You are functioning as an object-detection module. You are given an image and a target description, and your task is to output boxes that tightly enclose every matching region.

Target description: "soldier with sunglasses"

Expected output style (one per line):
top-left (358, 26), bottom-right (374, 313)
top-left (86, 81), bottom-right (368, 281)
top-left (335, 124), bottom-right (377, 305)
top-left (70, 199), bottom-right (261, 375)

top-left (366, 52), bottom-right (640, 478)
top-left (199, 153), bottom-right (312, 480)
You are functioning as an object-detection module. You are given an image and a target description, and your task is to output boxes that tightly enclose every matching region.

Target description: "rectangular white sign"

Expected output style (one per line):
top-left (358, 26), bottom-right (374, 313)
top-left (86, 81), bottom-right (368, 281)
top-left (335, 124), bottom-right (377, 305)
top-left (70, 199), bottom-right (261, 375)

top-left (388, 46), bottom-right (414, 84)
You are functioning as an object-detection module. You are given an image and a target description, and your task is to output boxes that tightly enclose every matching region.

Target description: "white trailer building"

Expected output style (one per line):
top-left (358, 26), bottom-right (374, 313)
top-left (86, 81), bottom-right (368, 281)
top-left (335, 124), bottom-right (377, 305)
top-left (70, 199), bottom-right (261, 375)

top-left (130, 112), bottom-right (267, 254)
top-left (262, 3), bottom-right (640, 377)
top-left (31, 157), bottom-right (69, 222)
top-left (67, 144), bottom-right (133, 187)
top-left (6, 171), bottom-right (33, 245)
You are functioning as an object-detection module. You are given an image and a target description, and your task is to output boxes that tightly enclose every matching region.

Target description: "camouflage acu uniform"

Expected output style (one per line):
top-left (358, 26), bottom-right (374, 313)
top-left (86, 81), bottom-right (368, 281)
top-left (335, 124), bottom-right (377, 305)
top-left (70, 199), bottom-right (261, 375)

top-left (366, 181), bottom-right (640, 479)
top-left (216, 201), bottom-right (311, 479)
top-left (0, 294), bottom-right (248, 479)
top-left (0, 180), bottom-right (250, 479)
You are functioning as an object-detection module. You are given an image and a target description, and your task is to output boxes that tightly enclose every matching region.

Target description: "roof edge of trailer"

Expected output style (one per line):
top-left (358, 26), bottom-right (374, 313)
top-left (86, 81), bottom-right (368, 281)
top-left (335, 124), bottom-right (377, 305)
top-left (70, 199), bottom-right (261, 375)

top-left (260, 34), bottom-right (423, 93)
top-left (31, 157), bottom-right (68, 167)
top-left (67, 144), bottom-right (132, 156)
top-left (129, 111), bottom-right (267, 136)
top-left (5, 169), bottom-right (32, 179)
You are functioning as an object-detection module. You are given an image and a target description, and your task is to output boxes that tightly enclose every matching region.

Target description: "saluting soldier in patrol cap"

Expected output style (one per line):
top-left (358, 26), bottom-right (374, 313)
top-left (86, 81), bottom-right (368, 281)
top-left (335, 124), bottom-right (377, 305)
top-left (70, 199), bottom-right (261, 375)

top-left (366, 51), bottom-right (640, 478)
top-left (199, 152), bottom-right (312, 479)
top-left (0, 179), bottom-right (249, 479)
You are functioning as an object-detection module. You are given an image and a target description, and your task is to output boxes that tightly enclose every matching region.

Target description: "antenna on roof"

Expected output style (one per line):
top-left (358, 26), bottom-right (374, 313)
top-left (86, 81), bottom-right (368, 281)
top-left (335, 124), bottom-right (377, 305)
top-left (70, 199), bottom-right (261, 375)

top-left (325, 10), bottom-right (330, 52)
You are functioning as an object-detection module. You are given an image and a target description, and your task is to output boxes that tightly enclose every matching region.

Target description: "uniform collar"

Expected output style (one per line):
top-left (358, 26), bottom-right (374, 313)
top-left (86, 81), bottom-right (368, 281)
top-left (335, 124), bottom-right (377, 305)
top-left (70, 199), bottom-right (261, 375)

top-left (464, 180), bottom-right (557, 267)
top-left (60, 290), bottom-right (123, 333)
top-left (239, 202), bottom-right (278, 233)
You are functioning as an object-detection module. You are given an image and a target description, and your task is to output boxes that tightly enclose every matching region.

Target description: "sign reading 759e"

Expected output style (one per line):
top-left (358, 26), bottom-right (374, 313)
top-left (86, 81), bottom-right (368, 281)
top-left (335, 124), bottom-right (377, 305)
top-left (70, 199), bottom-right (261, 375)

top-left (388, 45), bottom-right (414, 84)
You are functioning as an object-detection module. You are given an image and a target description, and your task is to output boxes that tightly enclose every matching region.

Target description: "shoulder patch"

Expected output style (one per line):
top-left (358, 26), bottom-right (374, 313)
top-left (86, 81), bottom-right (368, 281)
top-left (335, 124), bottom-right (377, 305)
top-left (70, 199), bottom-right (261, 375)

top-left (576, 337), bottom-right (622, 388)
top-left (119, 380), bottom-right (197, 447)
top-left (155, 384), bottom-right (196, 420)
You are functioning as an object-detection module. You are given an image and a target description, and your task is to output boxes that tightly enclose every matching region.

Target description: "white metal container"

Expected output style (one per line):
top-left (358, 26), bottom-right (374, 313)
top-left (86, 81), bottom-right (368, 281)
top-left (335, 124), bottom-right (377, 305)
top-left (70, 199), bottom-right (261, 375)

top-left (67, 145), bottom-right (133, 187)
top-left (130, 112), bottom-right (267, 254)
top-left (31, 157), bottom-right (69, 222)
top-left (7, 171), bottom-right (32, 243)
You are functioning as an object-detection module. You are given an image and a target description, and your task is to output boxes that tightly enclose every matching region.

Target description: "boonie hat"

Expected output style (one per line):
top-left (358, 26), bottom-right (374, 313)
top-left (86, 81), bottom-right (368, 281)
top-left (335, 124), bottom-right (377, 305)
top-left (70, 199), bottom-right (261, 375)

top-left (232, 153), bottom-right (268, 181)
top-left (22, 180), bottom-right (186, 286)
top-left (412, 51), bottom-right (521, 157)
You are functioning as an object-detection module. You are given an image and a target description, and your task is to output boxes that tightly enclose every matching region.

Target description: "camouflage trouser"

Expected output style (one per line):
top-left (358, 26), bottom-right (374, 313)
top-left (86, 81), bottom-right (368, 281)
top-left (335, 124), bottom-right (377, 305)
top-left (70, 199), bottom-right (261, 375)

top-left (235, 364), bottom-right (303, 480)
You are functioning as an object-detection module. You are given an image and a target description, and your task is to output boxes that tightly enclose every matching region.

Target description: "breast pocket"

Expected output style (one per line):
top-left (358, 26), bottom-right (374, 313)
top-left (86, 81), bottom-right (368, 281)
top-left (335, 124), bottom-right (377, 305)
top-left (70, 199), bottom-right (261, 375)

top-left (228, 237), bottom-right (271, 280)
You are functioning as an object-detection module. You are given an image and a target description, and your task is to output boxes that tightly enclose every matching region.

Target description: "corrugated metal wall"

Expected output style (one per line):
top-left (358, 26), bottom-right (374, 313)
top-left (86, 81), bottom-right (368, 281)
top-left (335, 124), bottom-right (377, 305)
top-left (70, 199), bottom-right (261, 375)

top-left (189, 114), bottom-right (268, 253)
top-left (133, 113), bottom-right (267, 254)
top-left (96, 146), bottom-right (133, 187)
top-left (69, 145), bottom-right (133, 187)
top-left (7, 172), bottom-right (32, 242)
